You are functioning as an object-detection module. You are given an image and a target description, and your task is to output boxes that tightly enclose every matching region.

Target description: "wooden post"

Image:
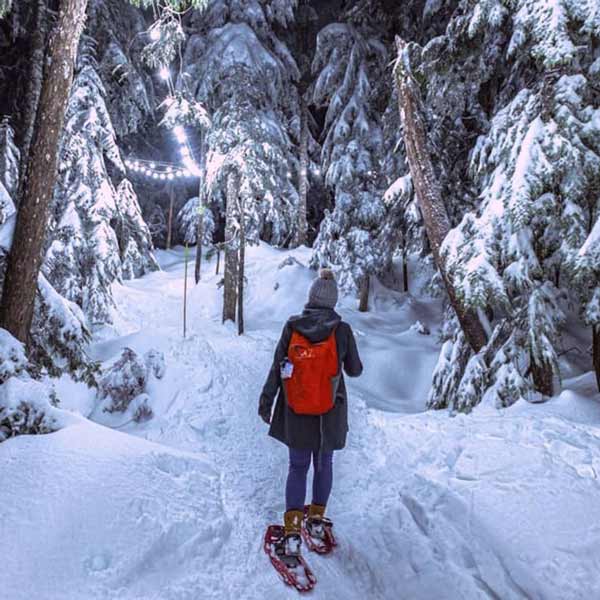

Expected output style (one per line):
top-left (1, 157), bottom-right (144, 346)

top-left (166, 184), bottom-right (174, 250)
top-left (237, 195), bottom-right (245, 336)
top-left (183, 243), bottom-right (189, 338)
top-left (394, 36), bottom-right (487, 353)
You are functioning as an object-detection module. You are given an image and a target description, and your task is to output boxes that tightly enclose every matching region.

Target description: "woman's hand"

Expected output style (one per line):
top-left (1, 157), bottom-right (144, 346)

top-left (258, 399), bottom-right (271, 424)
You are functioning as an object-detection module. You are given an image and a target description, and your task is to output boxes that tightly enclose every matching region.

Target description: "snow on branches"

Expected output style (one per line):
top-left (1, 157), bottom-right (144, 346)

top-left (310, 23), bottom-right (389, 291)
top-left (46, 58), bottom-right (158, 327)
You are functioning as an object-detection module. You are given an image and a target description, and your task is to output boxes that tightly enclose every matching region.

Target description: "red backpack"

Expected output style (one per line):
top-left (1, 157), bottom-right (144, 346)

top-left (283, 329), bottom-right (339, 416)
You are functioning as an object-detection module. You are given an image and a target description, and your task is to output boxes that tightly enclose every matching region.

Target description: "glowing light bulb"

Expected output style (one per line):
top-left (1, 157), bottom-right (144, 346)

top-left (150, 162), bottom-right (156, 169)
top-left (168, 173), bottom-right (174, 180)
top-left (149, 27), bottom-right (160, 41)
top-left (174, 126), bottom-right (187, 143)
top-left (159, 66), bottom-right (170, 81)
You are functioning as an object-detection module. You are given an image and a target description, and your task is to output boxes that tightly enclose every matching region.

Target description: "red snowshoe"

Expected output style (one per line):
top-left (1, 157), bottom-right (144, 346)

top-left (264, 525), bottom-right (317, 592)
top-left (301, 506), bottom-right (337, 555)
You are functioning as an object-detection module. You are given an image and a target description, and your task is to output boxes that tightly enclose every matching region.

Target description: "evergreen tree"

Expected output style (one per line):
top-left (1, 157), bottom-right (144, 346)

top-left (45, 58), bottom-right (158, 326)
top-left (0, 118), bottom-right (19, 198)
top-left (177, 196), bottom-right (215, 246)
top-left (310, 22), bottom-right (389, 295)
top-left (424, 0), bottom-right (600, 409)
top-left (182, 1), bottom-right (302, 246)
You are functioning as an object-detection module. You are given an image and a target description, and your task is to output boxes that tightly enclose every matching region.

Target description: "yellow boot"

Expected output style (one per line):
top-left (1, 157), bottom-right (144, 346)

top-left (308, 504), bottom-right (326, 519)
top-left (284, 509), bottom-right (304, 536)
top-left (277, 510), bottom-right (303, 566)
top-left (306, 503), bottom-right (332, 542)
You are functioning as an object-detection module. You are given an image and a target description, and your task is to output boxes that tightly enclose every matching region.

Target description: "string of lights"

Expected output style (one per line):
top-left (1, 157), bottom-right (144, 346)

top-left (124, 157), bottom-right (197, 180)
top-left (126, 12), bottom-right (203, 184)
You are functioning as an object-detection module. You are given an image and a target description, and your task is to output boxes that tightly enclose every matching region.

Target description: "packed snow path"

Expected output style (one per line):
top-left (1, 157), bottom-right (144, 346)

top-left (3, 245), bottom-right (600, 599)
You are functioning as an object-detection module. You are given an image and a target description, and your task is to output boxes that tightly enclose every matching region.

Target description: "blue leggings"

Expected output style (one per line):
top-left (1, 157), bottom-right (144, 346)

top-left (286, 448), bottom-right (334, 511)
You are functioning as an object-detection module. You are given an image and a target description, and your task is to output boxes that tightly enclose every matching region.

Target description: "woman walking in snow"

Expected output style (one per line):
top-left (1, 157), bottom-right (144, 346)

top-left (259, 268), bottom-right (363, 564)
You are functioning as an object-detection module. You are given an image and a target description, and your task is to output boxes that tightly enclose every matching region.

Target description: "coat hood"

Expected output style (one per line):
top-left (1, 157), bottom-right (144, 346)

top-left (288, 305), bottom-right (342, 343)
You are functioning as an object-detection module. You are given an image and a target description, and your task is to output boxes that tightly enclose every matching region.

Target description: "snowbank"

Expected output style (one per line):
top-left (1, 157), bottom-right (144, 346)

top-left (0, 420), bottom-right (229, 600)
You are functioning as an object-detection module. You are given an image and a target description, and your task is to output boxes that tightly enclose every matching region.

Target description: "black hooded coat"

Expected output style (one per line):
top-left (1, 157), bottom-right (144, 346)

top-left (259, 306), bottom-right (363, 452)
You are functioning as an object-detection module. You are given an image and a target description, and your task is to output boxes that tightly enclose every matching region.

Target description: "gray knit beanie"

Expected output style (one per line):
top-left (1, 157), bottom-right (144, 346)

top-left (308, 268), bottom-right (338, 309)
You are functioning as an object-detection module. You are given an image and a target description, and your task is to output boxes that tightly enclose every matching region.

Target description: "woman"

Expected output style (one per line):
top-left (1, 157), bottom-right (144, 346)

top-left (258, 268), bottom-right (363, 563)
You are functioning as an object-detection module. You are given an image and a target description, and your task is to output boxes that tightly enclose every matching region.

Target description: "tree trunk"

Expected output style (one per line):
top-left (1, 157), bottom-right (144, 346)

top-left (237, 195), bottom-right (245, 336)
top-left (166, 185), bottom-right (174, 250)
top-left (215, 248), bottom-right (220, 275)
top-left (183, 243), bottom-right (189, 338)
top-left (593, 326), bottom-right (600, 393)
top-left (17, 0), bottom-right (50, 207)
top-left (194, 201), bottom-right (203, 284)
top-left (293, 101), bottom-right (309, 247)
top-left (222, 171), bottom-right (238, 323)
top-left (402, 247), bottom-right (409, 293)
top-left (530, 355), bottom-right (554, 397)
top-left (358, 275), bottom-right (369, 312)
top-left (0, 0), bottom-right (88, 344)
top-left (394, 36), bottom-right (487, 353)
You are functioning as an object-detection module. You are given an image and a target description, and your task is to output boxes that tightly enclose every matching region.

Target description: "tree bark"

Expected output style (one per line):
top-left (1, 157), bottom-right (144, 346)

top-left (215, 248), bottom-right (220, 275)
top-left (358, 275), bottom-right (369, 312)
top-left (394, 36), bottom-right (487, 353)
top-left (17, 0), bottom-right (50, 207)
top-left (194, 200), bottom-right (203, 284)
top-left (237, 195), bottom-right (245, 336)
top-left (166, 185), bottom-right (174, 250)
top-left (222, 171), bottom-right (238, 323)
top-left (293, 100), bottom-right (309, 247)
top-left (0, 0), bottom-right (88, 344)
top-left (593, 326), bottom-right (600, 393)
top-left (530, 355), bottom-right (554, 397)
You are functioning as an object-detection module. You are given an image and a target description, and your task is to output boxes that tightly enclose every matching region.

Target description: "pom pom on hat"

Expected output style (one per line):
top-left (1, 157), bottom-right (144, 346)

top-left (319, 268), bottom-right (335, 281)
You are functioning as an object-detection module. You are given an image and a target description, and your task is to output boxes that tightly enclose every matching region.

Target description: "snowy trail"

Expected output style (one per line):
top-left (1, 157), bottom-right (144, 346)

top-left (107, 248), bottom-right (392, 598)
top-left (3, 245), bottom-right (600, 599)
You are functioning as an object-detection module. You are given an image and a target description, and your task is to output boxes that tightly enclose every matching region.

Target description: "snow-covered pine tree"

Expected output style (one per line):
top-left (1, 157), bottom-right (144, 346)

top-left (46, 51), bottom-right (157, 327)
top-left (182, 1), bottom-right (302, 247)
top-left (0, 181), bottom-right (15, 226)
top-left (115, 179), bottom-right (159, 279)
top-left (426, 0), bottom-right (600, 410)
top-left (88, 0), bottom-right (156, 139)
top-left (309, 22), bottom-right (389, 297)
top-left (0, 0), bottom-right (12, 19)
top-left (0, 246), bottom-right (97, 384)
top-left (0, 118), bottom-right (20, 198)
top-left (180, 1), bottom-right (302, 321)
top-left (177, 196), bottom-right (215, 246)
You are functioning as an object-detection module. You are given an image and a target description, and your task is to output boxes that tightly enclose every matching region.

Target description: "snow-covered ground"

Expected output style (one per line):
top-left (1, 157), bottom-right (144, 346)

top-left (2, 244), bottom-right (600, 599)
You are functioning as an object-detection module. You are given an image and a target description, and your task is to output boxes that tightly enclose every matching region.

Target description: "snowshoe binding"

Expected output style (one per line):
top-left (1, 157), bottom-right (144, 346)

top-left (264, 526), bottom-right (316, 592)
top-left (301, 506), bottom-right (337, 554)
